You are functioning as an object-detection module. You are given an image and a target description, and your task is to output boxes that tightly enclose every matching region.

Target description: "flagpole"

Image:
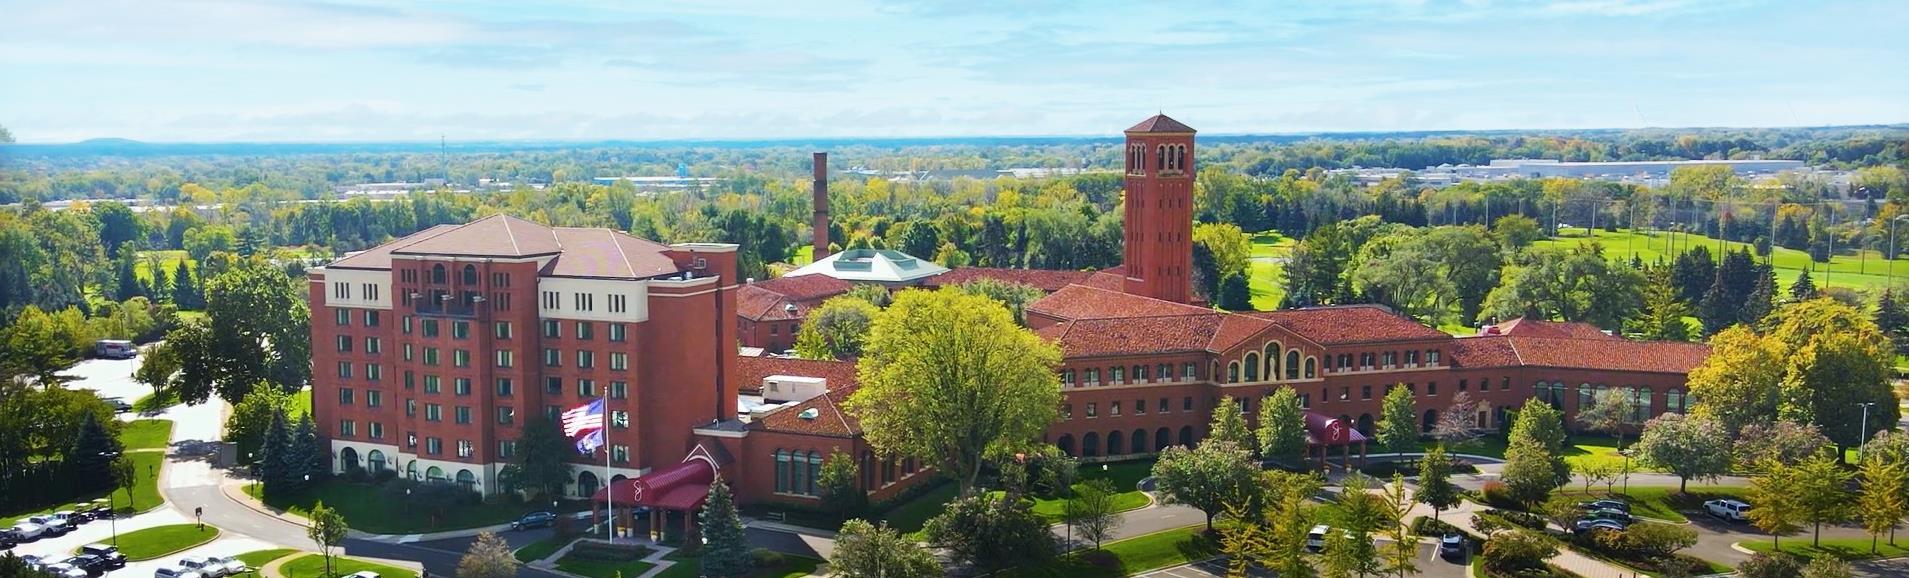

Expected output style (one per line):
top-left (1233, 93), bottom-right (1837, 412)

top-left (603, 397), bottom-right (614, 543)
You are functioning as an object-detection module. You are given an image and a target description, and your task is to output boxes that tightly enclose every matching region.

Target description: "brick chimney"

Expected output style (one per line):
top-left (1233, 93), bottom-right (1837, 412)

top-left (812, 152), bottom-right (830, 260)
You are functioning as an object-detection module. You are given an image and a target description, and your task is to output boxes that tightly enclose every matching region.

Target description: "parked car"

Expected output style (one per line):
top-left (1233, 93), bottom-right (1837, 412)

top-left (54, 510), bottom-right (90, 525)
top-left (96, 340), bottom-right (138, 359)
top-left (1439, 533), bottom-right (1467, 560)
top-left (345, 572), bottom-right (381, 578)
top-left (68, 554), bottom-right (111, 576)
top-left (80, 544), bottom-right (128, 568)
top-left (11, 522), bottom-right (49, 541)
top-left (19, 554), bottom-right (46, 570)
top-left (84, 501), bottom-right (115, 519)
top-left (103, 398), bottom-right (134, 413)
top-left (27, 516), bottom-right (70, 535)
top-left (1581, 509), bottom-right (1633, 525)
top-left (208, 556), bottom-right (248, 576)
top-left (1577, 500), bottom-right (1631, 514)
top-left (154, 567), bottom-right (204, 578)
top-left (0, 532), bottom-right (16, 550)
top-left (43, 561), bottom-right (91, 578)
top-left (1305, 524), bottom-right (1330, 551)
top-left (1705, 499), bottom-right (1751, 522)
top-left (1573, 519), bottom-right (1627, 535)
top-left (510, 511), bottom-right (557, 530)
top-left (180, 556), bottom-right (229, 578)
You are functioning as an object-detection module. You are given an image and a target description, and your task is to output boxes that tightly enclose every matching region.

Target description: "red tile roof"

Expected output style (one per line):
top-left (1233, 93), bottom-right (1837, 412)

top-left (1039, 317), bottom-right (1225, 357)
top-left (327, 214), bottom-right (686, 281)
top-left (1028, 284), bottom-right (1215, 321)
top-left (736, 356), bottom-right (860, 394)
top-left (1486, 318), bottom-right (1618, 340)
top-left (737, 356), bottom-right (865, 437)
top-left (925, 267), bottom-right (1108, 292)
top-left (1245, 305), bottom-right (1452, 345)
top-left (1127, 114), bottom-right (1196, 133)
top-left (1450, 335), bottom-right (1709, 374)
top-left (1448, 336), bottom-right (1522, 368)
top-left (735, 276), bottom-right (855, 322)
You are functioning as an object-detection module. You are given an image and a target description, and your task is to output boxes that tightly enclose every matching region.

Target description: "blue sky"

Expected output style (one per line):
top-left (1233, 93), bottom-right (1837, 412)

top-left (2, 0), bottom-right (1904, 143)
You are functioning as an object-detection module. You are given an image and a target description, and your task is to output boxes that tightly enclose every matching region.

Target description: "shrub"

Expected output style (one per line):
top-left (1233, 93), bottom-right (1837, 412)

top-left (371, 468), bottom-right (397, 483)
top-left (553, 513), bottom-right (577, 538)
top-left (1482, 531), bottom-right (1557, 574)
top-left (1410, 516), bottom-right (1462, 537)
top-left (749, 548), bottom-right (784, 567)
top-left (1619, 522), bottom-right (1697, 558)
top-left (342, 466), bottom-right (368, 483)
top-left (1737, 552), bottom-right (1804, 578)
top-left (1481, 480), bottom-right (1520, 509)
top-left (1481, 509), bottom-right (1546, 531)
top-left (567, 541), bottom-right (652, 562)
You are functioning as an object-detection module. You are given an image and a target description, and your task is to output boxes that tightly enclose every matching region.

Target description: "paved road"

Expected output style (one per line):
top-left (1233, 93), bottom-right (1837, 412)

top-left (1133, 541), bottom-right (1468, 578)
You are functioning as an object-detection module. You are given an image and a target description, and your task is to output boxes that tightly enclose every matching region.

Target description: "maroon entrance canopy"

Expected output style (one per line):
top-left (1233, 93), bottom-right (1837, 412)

top-left (1303, 412), bottom-right (1367, 446)
top-left (592, 460), bottom-right (715, 511)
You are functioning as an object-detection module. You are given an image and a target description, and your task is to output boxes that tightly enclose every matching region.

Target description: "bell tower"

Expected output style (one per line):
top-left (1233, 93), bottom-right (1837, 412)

top-left (1121, 114), bottom-right (1196, 304)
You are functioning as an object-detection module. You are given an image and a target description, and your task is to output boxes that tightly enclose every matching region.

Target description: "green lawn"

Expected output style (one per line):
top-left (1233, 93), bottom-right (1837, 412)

top-left (134, 389), bottom-right (179, 413)
top-left (279, 553), bottom-right (419, 578)
top-left (235, 549), bottom-right (304, 569)
top-left (553, 548), bottom-right (656, 578)
top-left (1553, 486), bottom-right (1745, 524)
top-left (250, 480), bottom-right (543, 534)
top-left (292, 387), bottom-right (313, 417)
top-left (121, 419), bottom-right (175, 451)
top-left (651, 551), bottom-right (821, 578)
top-left (1247, 234), bottom-right (1293, 311)
top-left (885, 459), bottom-right (1158, 534)
top-left (1002, 525), bottom-right (1217, 578)
top-left (1740, 537), bottom-right (1909, 561)
top-left (882, 482), bottom-right (958, 535)
top-left (1541, 227), bottom-right (1909, 295)
top-left (2, 450), bottom-right (164, 526)
top-left (1428, 435), bottom-right (1649, 473)
top-left (133, 250), bottom-right (193, 283)
top-left (109, 524), bottom-right (221, 561)
top-left (514, 535), bottom-right (579, 563)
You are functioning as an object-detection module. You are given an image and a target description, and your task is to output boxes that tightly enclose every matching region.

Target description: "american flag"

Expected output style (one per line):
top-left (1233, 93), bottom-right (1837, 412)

top-left (561, 400), bottom-right (606, 454)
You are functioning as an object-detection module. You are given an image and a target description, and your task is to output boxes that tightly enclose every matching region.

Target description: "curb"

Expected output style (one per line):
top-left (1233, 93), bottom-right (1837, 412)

top-left (747, 519), bottom-right (839, 539)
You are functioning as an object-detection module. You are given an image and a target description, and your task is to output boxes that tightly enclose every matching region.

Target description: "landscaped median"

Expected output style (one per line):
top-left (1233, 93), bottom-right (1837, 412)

top-left (120, 419), bottom-right (175, 451)
top-left (105, 523), bottom-right (221, 561)
top-left (278, 553), bottom-right (418, 578)
top-left (1549, 486), bottom-right (1746, 523)
top-left (513, 535), bottom-right (580, 563)
top-left (649, 549), bottom-right (821, 578)
top-left (244, 480), bottom-right (560, 535)
top-left (234, 549), bottom-right (304, 569)
top-left (1001, 525), bottom-right (1218, 578)
top-left (1740, 537), bottom-right (1909, 561)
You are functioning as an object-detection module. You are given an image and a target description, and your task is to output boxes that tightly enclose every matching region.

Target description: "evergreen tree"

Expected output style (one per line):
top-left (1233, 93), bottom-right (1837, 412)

top-left (1637, 265), bottom-right (1692, 341)
top-left (1699, 276), bottom-right (1738, 335)
top-left (259, 410), bottom-right (294, 497)
top-left (501, 414), bottom-right (574, 500)
top-left (1376, 384), bottom-right (1419, 459)
top-left (1192, 242), bottom-right (1221, 304)
top-left (1741, 265), bottom-right (1776, 326)
top-left (700, 475), bottom-right (754, 577)
top-left (1209, 396), bottom-right (1256, 457)
top-left (171, 260), bottom-right (202, 309)
top-left (145, 255), bottom-right (173, 305)
top-left (295, 412), bottom-right (326, 482)
top-left (68, 413), bottom-right (125, 494)
top-left (114, 252), bottom-right (144, 301)
top-left (1670, 245), bottom-right (1715, 305)
top-left (1791, 269), bottom-right (1818, 301)
top-left (1218, 273), bottom-right (1252, 311)
top-left (1874, 290), bottom-right (1909, 356)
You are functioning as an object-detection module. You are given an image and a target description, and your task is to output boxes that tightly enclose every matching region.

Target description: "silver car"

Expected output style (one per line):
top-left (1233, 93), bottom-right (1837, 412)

top-left (43, 562), bottom-right (90, 578)
top-left (155, 567), bottom-right (206, 578)
top-left (180, 556), bottom-right (230, 578)
top-left (209, 556), bottom-right (249, 576)
top-left (10, 523), bottom-right (47, 541)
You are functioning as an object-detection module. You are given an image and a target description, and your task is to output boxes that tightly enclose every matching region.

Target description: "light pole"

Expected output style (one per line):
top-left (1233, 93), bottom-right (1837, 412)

top-left (102, 451), bottom-right (121, 547)
top-left (1620, 448), bottom-right (1634, 494)
top-left (1858, 402), bottom-right (1877, 462)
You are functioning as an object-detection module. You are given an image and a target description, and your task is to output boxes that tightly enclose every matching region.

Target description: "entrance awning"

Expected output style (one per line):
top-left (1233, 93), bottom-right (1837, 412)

top-left (592, 460), bottom-right (714, 511)
top-left (1303, 412), bottom-right (1368, 446)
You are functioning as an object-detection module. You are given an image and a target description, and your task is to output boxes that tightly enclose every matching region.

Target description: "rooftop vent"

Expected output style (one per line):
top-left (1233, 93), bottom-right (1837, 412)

top-left (798, 408), bottom-right (819, 420)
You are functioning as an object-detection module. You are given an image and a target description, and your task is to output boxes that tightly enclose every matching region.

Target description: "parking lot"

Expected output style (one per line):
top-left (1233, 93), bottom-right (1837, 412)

top-left (1134, 540), bottom-right (1469, 578)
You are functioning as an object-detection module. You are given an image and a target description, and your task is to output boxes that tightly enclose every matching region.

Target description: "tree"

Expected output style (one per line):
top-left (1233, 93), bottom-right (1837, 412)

top-left (1323, 475), bottom-right (1385, 578)
top-left (1217, 274), bottom-right (1252, 311)
top-left (1431, 391), bottom-right (1486, 448)
top-left (1795, 452), bottom-right (1854, 547)
top-left (831, 519), bottom-right (942, 578)
top-left (1256, 387), bottom-right (1307, 464)
top-left (1747, 459), bottom-right (1805, 550)
top-left (112, 455), bottom-right (137, 508)
top-left (1857, 456), bottom-right (1906, 554)
top-left (952, 279), bottom-right (1042, 325)
top-left (1481, 243), bottom-right (1644, 330)
top-left (1737, 552), bottom-right (1805, 578)
top-left (817, 449), bottom-right (865, 521)
top-left (1375, 385), bottom-right (1418, 462)
top-left (226, 383), bottom-right (294, 465)
top-left (1378, 474), bottom-right (1419, 578)
top-left (1633, 413), bottom-right (1731, 493)
top-left (1416, 445), bottom-right (1460, 520)
top-left (1151, 440), bottom-right (1261, 531)
top-left (133, 340), bottom-right (182, 410)
top-left (68, 413), bottom-right (125, 493)
top-left (294, 412), bottom-right (325, 483)
top-left (169, 258), bottom-right (311, 404)
top-left (1063, 478), bottom-right (1121, 549)
top-left (503, 414), bottom-right (575, 500)
top-left (1687, 325), bottom-right (1786, 433)
top-left (1571, 380), bottom-right (1638, 438)
top-left (1791, 269), bottom-right (1818, 300)
top-left (307, 501), bottom-right (349, 578)
top-left (1492, 215), bottom-right (1542, 251)
top-left (1733, 421), bottom-right (1831, 471)
top-left (1508, 398), bottom-right (1570, 489)
top-left (845, 289), bottom-right (1061, 495)
top-left (1635, 265), bottom-right (1692, 341)
top-left (1766, 298), bottom-right (1899, 448)
top-left (1262, 471), bottom-right (1323, 578)
top-left (922, 493), bottom-right (1054, 573)
top-left (170, 260), bottom-right (202, 310)
top-left (1538, 493), bottom-right (1583, 535)
top-left (1209, 396), bottom-right (1256, 457)
top-left (1803, 557), bottom-right (1854, 578)
top-left (0, 306), bottom-right (79, 386)
top-left (1500, 435), bottom-right (1561, 507)
top-left (456, 532), bottom-right (517, 578)
top-left (1877, 290), bottom-right (1909, 356)
top-left (1670, 245), bottom-right (1716, 305)
top-left (258, 410), bottom-right (295, 497)
top-left (1481, 531), bottom-right (1557, 575)
top-left (793, 296), bottom-right (880, 360)
top-left (700, 475), bottom-right (753, 577)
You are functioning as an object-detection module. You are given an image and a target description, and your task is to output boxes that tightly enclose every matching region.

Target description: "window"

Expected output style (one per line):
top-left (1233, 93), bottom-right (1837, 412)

top-left (610, 381), bottom-right (628, 399)
top-left (573, 292), bottom-right (594, 311)
top-left (366, 389), bottom-right (382, 407)
top-left (608, 294), bottom-right (628, 314)
top-left (1086, 403), bottom-right (1098, 418)
top-left (423, 347), bottom-right (440, 366)
top-left (1134, 398), bottom-right (1146, 414)
top-left (1340, 387), bottom-right (1350, 401)
top-left (1134, 365), bottom-right (1149, 382)
top-left (336, 335), bottom-right (352, 352)
top-left (544, 348), bottom-right (560, 367)
top-left (1362, 385), bottom-right (1373, 400)
top-left (424, 375), bottom-right (441, 393)
top-left (1383, 352), bottom-right (1397, 367)
top-left (498, 440), bottom-right (517, 459)
top-left (577, 379), bottom-right (596, 397)
top-left (769, 324), bottom-right (778, 336)
top-left (1085, 368), bottom-right (1100, 385)
top-left (1061, 370), bottom-right (1076, 386)
top-left (403, 316), bottom-right (413, 334)
top-left (775, 450), bottom-right (791, 493)
top-left (426, 437), bottom-right (442, 455)
top-left (1110, 366), bottom-right (1126, 384)
top-left (1667, 388), bottom-right (1686, 413)
top-left (1501, 377), bottom-right (1511, 390)
top-left (1183, 363), bottom-right (1196, 380)
top-left (369, 422), bottom-right (383, 440)
top-left (542, 290), bottom-right (560, 310)
top-left (611, 445), bottom-right (629, 464)
top-left (337, 362), bottom-right (352, 379)
top-left (452, 321), bottom-right (470, 339)
top-left (491, 272), bottom-right (510, 287)
top-left (1183, 396), bottom-right (1194, 411)
top-left (403, 344), bottom-right (414, 361)
top-left (1426, 350), bottom-right (1441, 365)
top-left (495, 350), bottom-right (514, 368)
top-left (1061, 404), bottom-right (1072, 419)
top-left (454, 378), bottom-right (471, 396)
top-left (545, 377), bottom-right (562, 394)
top-left (423, 319), bottom-right (439, 337)
top-left (494, 322), bottom-right (512, 339)
top-left (1300, 393), bottom-right (1311, 408)
top-left (425, 404), bottom-right (442, 422)
top-left (542, 320), bottom-right (560, 338)
top-left (365, 310), bottom-right (381, 327)
top-left (496, 378), bottom-right (514, 396)
top-left (609, 323), bottom-right (627, 342)
top-left (1428, 382), bottom-right (1438, 396)
top-left (457, 440), bottom-right (473, 458)
top-left (611, 410), bottom-right (629, 428)
top-left (335, 309), bottom-right (350, 326)
top-left (576, 322), bottom-right (594, 340)
top-left (1406, 351), bottom-right (1419, 366)
top-left (365, 337), bottom-right (381, 354)
top-left (1159, 398), bottom-right (1169, 413)
top-left (1111, 401), bottom-right (1122, 416)
top-left (338, 388), bottom-right (355, 405)
top-left (455, 406), bottom-right (471, 424)
top-left (453, 349), bottom-right (470, 367)
top-left (405, 399), bottom-right (417, 416)
top-left (431, 264), bottom-right (446, 284)
top-left (577, 350), bottom-right (595, 369)
top-left (1156, 364), bottom-right (1171, 382)
top-left (339, 420), bottom-right (356, 437)
top-left (1459, 379), bottom-right (1468, 392)
top-left (1360, 353), bottom-right (1375, 369)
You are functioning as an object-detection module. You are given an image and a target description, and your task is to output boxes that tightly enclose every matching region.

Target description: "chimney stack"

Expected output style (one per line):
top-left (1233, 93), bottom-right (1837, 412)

top-left (812, 152), bottom-right (831, 260)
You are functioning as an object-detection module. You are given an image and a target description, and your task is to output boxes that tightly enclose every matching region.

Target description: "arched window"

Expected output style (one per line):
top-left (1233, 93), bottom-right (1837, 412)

top-left (1178, 426), bottom-right (1196, 447)
top-left (1634, 387), bottom-right (1653, 422)
top-left (1157, 145), bottom-right (1166, 172)
top-left (461, 264), bottom-right (478, 285)
top-left (860, 451), bottom-right (875, 489)
top-left (775, 450), bottom-right (790, 493)
top-left (1083, 432), bottom-right (1101, 457)
top-left (431, 264), bottom-right (446, 284)
top-left (1108, 430), bottom-right (1125, 455)
top-left (339, 447), bottom-right (360, 472)
top-left (1243, 353), bottom-right (1260, 382)
top-left (1264, 343), bottom-right (1281, 378)
top-left (1304, 357), bottom-right (1317, 379)
top-left (1423, 409), bottom-right (1439, 433)
top-left (792, 449), bottom-right (810, 495)
top-left (1177, 145), bottom-right (1188, 172)
top-left (367, 450), bottom-right (385, 473)
top-left (1356, 413), bottom-right (1375, 437)
top-left (1057, 434), bottom-right (1076, 456)
top-left (426, 466), bottom-right (446, 482)
top-left (808, 452), bottom-right (824, 496)
top-left (1228, 362), bottom-right (1240, 384)
top-left (455, 469), bottom-right (476, 492)
top-left (1133, 429), bottom-right (1149, 454)
top-left (1666, 388), bottom-right (1685, 414)
top-left (576, 471), bottom-right (597, 497)
top-left (406, 460), bottom-right (418, 481)
top-left (1285, 351), bottom-right (1301, 380)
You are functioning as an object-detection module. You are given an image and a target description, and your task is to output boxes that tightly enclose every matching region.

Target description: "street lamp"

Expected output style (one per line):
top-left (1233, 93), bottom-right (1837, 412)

top-left (102, 451), bottom-right (121, 547)
top-left (1619, 448), bottom-right (1634, 494)
top-left (1857, 402), bottom-right (1877, 462)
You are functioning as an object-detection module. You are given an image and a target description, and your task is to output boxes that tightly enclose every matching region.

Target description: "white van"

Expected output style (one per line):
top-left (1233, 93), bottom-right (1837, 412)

top-left (96, 340), bottom-right (137, 359)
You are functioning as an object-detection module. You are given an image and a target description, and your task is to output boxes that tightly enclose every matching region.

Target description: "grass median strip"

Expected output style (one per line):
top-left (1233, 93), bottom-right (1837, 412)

top-left (279, 553), bottom-right (419, 578)
top-left (235, 548), bottom-right (304, 569)
top-left (109, 524), bottom-right (221, 561)
top-left (1003, 525), bottom-right (1217, 578)
top-left (513, 535), bottom-right (579, 563)
top-left (1740, 537), bottom-right (1909, 561)
top-left (121, 419), bottom-right (175, 451)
